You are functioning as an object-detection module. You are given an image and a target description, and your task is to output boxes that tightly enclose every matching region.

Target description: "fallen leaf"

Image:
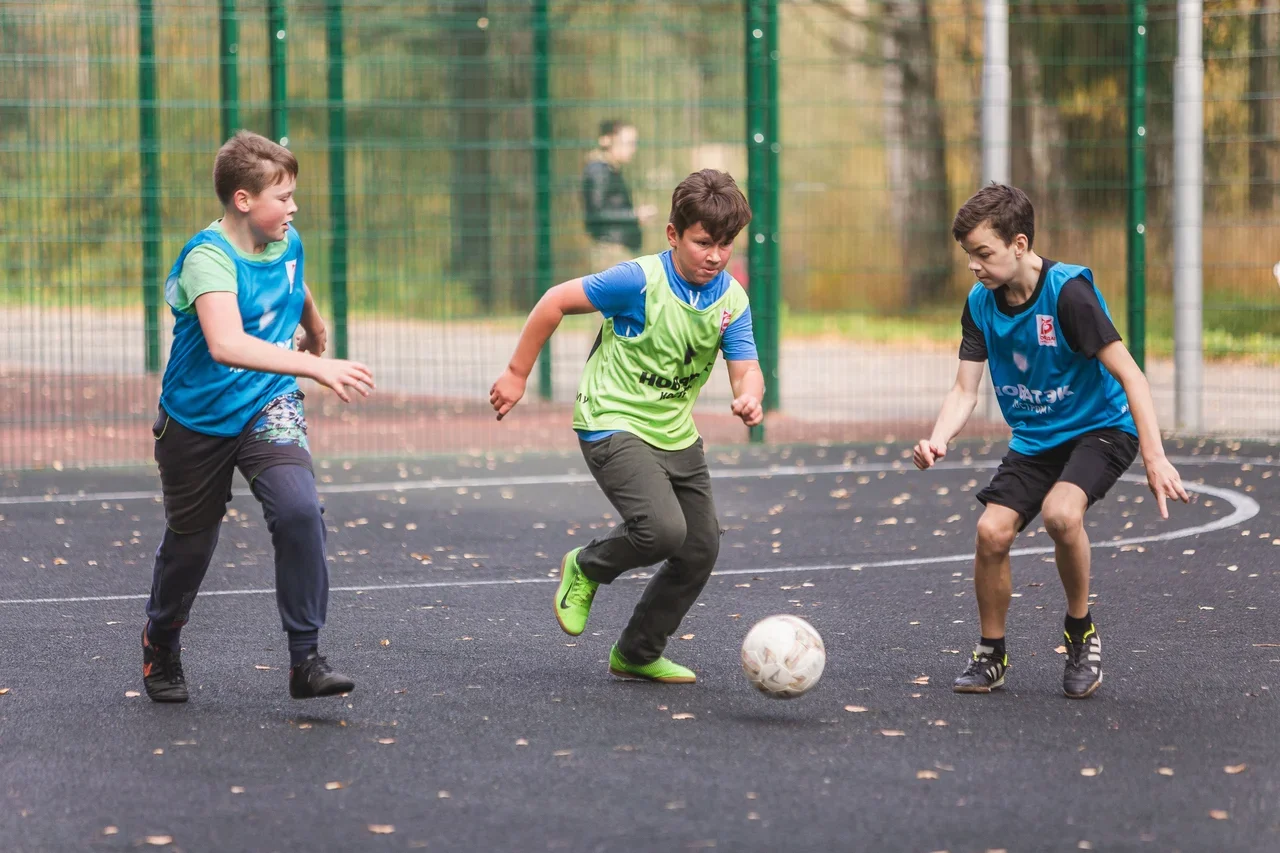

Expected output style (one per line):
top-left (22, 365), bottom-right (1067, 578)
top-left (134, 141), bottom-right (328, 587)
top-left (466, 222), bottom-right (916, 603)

top-left (145, 837), bottom-right (174, 846)
top-left (254, 665), bottom-right (275, 671)
top-left (1209, 810), bottom-right (1229, 821)
top-left (325, 781), bottom-right (344, 791)
top-left (230, 786), bottom-right (245, 794)
top-left (680, 634), bottom-right (695, 640)
top-left (746, 811), bottom-right (761, 820)
top-left (0, 688), bottom-right (9, 695)
top-left (665, 800), bottom-right (685, 810)
top-left (102, 826), bottom-right (119, 836)
top-left (1080, 767), bottom-right (1100, 777)
top-left (910, 676), bottom-right (930, 685)
top-left (1224, 764), bottom-right (1247, 775)
top-left (380, 639), bottom-right (391, 647)
top-left (844, 705), bottom-right (868, 713)
top-left (672, 712), bottom-right (696, 720)
top-left (368, 824), bottom-right (395, 834)
top-left (553, 749), bottom-right (573, 757)
top-left (1156, 768), bottom-right (1174, 777)
top-left (1055, 645), bottom-right (1068, 655)
top-left (124, 690), bottom-right (140, 698)
top-left (515, 738), bottom-right (528, 746)
top-left (377, 738), bottom-right (396, 745)
top-left (437, 791), bottom-right (450, 799)
top-left (880, 729), bottom-right (906, 737)
top-left (916, 770), bottom-right (939, 779)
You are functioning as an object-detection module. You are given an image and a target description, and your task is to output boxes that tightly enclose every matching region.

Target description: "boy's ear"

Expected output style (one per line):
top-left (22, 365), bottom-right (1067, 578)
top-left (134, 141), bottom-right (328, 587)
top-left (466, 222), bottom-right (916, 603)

top-left (232, 188), bottom-right (253, 214)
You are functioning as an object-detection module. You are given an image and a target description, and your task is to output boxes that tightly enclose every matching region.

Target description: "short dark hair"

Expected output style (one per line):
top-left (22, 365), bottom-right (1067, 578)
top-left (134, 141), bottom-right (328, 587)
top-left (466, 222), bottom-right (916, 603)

top-left (951, 183), bottom-right (1035, 249)
top-left (213, 130), bottom-right (298, 207)
top-left (598, 119), bottom-right (633, 139)
top-left (669, 169), bottom-right (753, 243)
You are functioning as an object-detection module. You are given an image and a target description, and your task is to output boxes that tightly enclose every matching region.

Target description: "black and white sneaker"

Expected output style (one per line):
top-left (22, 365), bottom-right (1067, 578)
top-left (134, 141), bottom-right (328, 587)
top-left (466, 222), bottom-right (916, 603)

top-left (953, 645), bottom-right (1008, 694)
top-left (1063, 626), bottom-right (1102, 699)
top-left (289, 654), bottom-right (355, 699)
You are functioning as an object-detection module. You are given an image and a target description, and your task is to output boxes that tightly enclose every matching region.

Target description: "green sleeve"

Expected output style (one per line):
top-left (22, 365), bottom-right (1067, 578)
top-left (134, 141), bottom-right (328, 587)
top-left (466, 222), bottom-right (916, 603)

top-left (172, 244), bottom-right (237, 314)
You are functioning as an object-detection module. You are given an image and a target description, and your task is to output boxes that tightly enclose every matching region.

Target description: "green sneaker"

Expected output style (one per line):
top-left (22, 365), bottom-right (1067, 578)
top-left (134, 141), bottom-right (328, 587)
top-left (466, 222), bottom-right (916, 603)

top-left (554, 547), bottom-right (598, 636)
top-left (608, 645), bottom-right (696, 684)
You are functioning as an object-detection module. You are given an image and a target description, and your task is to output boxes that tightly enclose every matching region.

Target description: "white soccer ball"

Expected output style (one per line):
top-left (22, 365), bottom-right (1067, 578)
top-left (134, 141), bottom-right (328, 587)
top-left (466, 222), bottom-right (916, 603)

top-left (740, 614), bottom-right (826, 699)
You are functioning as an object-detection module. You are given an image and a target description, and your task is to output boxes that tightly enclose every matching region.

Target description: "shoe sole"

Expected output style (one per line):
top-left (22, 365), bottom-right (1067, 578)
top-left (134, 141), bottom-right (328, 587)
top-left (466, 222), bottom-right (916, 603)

top-left (953, 675), bottom-right (1006, 694)
top-left (554, 550), bottom-right (585, 637)
top-left (145, 688), bottom-right (189, 703)
top-left (608, 667), bottom-right (695, 684)
top-left (1064, 673), bottom-right (1102, 699)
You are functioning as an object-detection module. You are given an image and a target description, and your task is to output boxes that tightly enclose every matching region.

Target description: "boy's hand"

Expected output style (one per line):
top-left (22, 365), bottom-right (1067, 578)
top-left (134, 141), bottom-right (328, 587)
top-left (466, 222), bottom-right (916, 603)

top-left (1144, 453), bottom-right (1190, 519)
top-left (731, 394), bottom-right (763, 427)
top-left (311, 358), bottom-right (374, 403)
top-left (913, 439), bottom-right (947, 470)
top-left (296, 318), bottom-right (327, 357)
top-left (490, 368), bottom-right (527, 420)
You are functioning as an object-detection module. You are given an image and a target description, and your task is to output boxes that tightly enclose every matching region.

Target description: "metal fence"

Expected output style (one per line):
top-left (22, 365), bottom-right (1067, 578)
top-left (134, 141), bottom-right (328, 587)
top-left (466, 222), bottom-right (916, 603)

top-left (2, 1), bottom-right (1278, 469)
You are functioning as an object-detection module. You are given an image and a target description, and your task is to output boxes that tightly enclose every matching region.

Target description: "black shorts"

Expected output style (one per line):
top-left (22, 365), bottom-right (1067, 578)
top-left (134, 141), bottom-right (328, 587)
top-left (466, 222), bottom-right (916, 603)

top-left (153, 392), bottom-right (313, 533)
top-left (976, 428), bottom-right (1139, 530)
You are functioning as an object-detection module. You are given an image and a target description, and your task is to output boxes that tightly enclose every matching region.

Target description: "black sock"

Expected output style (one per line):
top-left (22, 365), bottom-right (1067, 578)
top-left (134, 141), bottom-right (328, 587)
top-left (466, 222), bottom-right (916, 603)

top-left (288, 630), bottom-right (319, 667)
top-left (147, 619), bottom-right (181, 651)
top-left (1064, 611), bottom-right (1093, 641)
top-left (979, 636), bottom-right (1006, 659)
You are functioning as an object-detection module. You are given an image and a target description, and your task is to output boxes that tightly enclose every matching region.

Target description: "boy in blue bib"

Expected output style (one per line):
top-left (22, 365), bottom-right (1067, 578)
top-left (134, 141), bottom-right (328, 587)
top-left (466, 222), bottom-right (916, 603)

top-left (914, 184), bottom-right (1189, 699)
top-left (141, 131), bottom-right (375, 703)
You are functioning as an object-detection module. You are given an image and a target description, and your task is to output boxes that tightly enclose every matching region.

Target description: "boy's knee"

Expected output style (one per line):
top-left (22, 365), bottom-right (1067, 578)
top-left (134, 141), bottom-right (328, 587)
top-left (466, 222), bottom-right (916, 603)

top-left (631, 514), bottom-right (687, 563)
top-left (681, 521), bottom-right (721, 573)
top-left (271, 495), bottom-right (324, 535)
top-left (1041, 504), bottom-right (1083, 540)
top-left (975, 515), bottom-right (1017, 556)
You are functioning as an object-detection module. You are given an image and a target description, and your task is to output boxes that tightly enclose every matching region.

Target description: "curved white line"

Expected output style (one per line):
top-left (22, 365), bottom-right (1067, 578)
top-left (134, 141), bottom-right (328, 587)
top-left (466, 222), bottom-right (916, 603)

top-left (0, 477), bottom-right (1257, 606)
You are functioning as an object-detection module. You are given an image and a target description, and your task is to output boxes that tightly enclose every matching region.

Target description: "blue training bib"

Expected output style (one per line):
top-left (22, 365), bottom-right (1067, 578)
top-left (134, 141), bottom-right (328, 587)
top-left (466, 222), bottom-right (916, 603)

top-left (967, 262), bottom-right (1136, 456)
top-left (159, 226), bottom-right (305, 437)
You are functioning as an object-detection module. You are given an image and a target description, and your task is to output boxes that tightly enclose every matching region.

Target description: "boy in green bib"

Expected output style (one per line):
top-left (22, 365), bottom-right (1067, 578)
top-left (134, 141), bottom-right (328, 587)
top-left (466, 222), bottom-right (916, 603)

top-left (490, 169), bottom-right (764, 683)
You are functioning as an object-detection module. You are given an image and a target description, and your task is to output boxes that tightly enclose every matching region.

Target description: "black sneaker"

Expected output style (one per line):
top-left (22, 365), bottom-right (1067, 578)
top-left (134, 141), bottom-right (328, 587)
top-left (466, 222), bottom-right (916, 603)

top-left (953, 646), bottom-right (1008, 694)
top-left (1063, 625), bottom-right (1102, 699)
top-left (289, 654), bottom-right (355, 699)
top-left (142, 627), bottom-right (188, 703)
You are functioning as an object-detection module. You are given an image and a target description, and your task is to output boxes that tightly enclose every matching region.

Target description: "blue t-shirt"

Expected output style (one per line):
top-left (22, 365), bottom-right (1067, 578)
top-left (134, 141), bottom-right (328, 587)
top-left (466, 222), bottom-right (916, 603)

top-left (577, 250), bottom-right (758, 442)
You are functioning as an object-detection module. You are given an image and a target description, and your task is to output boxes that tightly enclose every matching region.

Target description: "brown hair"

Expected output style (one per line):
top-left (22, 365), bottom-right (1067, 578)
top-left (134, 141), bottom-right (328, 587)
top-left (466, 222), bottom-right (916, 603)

top-left (213, 130), bottom-right (298, 206)
top-left (951, 183), bottom-right (1035, 249)
top-left (669, 169), bottom-right (753, 243)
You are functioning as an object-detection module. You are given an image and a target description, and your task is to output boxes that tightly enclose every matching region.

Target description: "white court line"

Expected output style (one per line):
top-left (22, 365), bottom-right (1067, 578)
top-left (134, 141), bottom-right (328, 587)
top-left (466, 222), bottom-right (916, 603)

top-left (0, 453), bottom-right (1268, 507)
top-left (0, 460), bottom-right (926, 506)
top-left (0, 477), bottom-right (1256, 606)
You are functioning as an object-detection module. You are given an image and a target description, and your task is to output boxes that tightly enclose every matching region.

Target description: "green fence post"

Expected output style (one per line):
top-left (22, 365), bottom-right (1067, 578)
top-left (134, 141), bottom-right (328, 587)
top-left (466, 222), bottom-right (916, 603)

top-left (1127, 0), bottom-right (1147, 371)
top-left (746, 0), bottom-right (779, 443)
top-left (534, 0), bottom-right (554, 400)
top-left (269, 0), bottom-right (288, 146)
top-left (327, 0), bottom-right (349, 359)
top-left (139, 0), bottom-right (162, 374)
top-left (220, 0), bottom-right (239, 140)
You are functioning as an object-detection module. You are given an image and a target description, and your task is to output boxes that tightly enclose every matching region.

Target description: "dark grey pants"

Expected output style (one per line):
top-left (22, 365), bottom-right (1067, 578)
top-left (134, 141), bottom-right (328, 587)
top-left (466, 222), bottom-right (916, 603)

top-left (577, 433), bottom-right (721, 664)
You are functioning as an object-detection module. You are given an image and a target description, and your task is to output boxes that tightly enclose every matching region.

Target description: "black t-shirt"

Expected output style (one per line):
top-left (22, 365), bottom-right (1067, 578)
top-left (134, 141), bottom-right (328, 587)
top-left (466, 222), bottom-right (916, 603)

top-left (959, 260), bottom-right (1121, 362)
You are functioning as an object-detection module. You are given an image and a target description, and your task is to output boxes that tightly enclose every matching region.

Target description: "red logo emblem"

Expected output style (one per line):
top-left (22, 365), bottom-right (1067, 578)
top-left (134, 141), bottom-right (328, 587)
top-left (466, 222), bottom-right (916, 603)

top-left (1036, 314), bottom-right (1057, 347)
top-left (720, 309), bottom-right (734, 334)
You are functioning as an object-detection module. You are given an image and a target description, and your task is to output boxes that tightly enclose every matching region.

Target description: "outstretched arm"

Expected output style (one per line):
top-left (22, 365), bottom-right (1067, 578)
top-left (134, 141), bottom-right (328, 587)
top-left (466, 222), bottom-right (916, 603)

top-left (1096, 341), bottom-right (1190, 518)
top-left (914, 359), bottom-right (985, 469)
top-left (490, 279), bottom-right (597, 420)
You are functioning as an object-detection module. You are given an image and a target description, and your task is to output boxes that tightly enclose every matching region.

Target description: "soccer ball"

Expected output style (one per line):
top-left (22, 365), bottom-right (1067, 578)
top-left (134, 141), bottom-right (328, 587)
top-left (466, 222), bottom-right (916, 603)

top-left (740, 614), bottom-right (826, 699)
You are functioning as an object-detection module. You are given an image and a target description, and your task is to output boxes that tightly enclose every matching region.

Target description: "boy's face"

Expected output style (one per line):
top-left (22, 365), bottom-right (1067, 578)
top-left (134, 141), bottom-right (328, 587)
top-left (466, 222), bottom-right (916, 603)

top-left (667, 221), bottom-right (734, 285)
top-left (958, 220), bottom-right (1028, 289)
top-left (234, 174), bottom-right (297, 243)
top-left (605, 126), bottom-right (638, 164)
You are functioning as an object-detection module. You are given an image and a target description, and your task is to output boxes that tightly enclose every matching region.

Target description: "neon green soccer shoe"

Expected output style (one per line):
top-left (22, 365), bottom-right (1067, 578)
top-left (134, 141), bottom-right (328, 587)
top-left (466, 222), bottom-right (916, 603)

top-left (554, 547), bottom-right (598, 636)
top-left (608, 644), bottom-right (696, 684)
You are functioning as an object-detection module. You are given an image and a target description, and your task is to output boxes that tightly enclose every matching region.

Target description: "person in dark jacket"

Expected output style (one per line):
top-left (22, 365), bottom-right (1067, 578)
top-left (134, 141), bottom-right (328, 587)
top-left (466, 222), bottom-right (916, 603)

top-left (582, 120), bottom-right (656, 271)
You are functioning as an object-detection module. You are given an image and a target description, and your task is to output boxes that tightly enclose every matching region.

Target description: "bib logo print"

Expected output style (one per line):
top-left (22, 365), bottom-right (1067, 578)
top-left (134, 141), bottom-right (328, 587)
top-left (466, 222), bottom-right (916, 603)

top-left (285, 260), bottom-right (298, 293)
top-left (1036, 314), bottom-right (1057, 347)
top-left (720, 309), bottom-right (733, 334)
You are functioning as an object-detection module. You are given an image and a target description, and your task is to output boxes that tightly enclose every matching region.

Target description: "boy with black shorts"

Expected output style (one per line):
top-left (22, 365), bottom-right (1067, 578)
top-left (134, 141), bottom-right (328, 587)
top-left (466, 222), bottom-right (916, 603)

top-left (914, 184), bottom-right (1189, 699)
top-left (141, 131), bottom-right (374, 703)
